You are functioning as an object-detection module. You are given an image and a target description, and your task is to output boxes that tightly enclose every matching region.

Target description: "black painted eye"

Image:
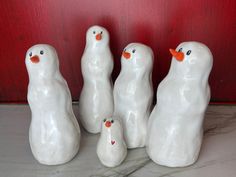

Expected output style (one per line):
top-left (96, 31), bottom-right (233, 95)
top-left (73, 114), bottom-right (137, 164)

top-left (40, 50), bottom-right (44, 55)
top-left (111, 120), bottom-right (114, 123)
top-left (29, 52), bottom-right (32, 57)
top-left (100, 31), bottom-right (103, 34)
top-left (124, 49), bottom-right (126, 52)
top-left (103, 118), bottom-right (106, 122)
top-left (178, 48), bottom-right (182, 52)
top-left (132, 49), bottom-right (136, 53)
top-left (186, 50), bottom-right (191, 55)
top-left (93, 31), bottom-right (96, 34)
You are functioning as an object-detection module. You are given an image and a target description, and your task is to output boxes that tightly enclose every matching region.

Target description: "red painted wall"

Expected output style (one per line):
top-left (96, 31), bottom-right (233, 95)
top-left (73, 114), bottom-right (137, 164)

top-left (0, 0), bottom-right (235, 102)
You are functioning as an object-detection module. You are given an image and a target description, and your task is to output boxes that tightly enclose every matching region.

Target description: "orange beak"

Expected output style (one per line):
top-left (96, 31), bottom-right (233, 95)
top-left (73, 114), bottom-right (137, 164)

top-left (105, 121), bottom-right (111, 128)
top-left (122, 51), bottom-right (131, 59)
top-left (169, 49), bottom-right (184, 61)
top-left (30, 55), bottom-right (40, 63)
top-left (95, 33), bottom-right (102, 41)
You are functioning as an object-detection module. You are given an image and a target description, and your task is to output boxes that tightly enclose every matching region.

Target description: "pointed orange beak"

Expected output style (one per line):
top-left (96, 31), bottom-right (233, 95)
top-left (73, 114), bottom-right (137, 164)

top-left (30, 55), bottom-right (40, 63)
top-left (169, 49), bottom-right (184, 61)
top-left (105, 121), bottom-right (111, 128)
top-left (122, 51), bottom-right (131, 59)
top-left (95, 33), bottom-right (102, 40)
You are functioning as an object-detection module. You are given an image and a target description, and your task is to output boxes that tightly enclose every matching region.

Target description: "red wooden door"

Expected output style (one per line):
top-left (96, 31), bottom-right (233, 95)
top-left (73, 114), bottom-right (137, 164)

top-left (0, 0), bottom-right (235, 103)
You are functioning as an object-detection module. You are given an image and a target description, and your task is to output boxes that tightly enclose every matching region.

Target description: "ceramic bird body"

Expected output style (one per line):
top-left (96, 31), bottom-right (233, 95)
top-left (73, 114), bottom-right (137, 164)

top-left (79, 25), bottom-right (114, 134)
top-left (146, 41), bottom-right (213, 167)
top-left (26, 44), bottom-right (81, 165)
top-left (113, 43), bottom-right (154, 149)
top-left (97, 118), bottom-right (127, 167)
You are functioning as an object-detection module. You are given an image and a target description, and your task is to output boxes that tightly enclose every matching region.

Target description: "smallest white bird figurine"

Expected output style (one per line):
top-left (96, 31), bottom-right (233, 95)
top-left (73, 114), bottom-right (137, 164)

top-left (97, 117), bottom-right (127, 167)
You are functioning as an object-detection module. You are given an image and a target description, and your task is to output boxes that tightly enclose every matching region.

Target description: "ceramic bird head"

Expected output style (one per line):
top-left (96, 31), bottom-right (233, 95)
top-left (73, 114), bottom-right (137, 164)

top-left (25, 44), bottom-right (60, 81)
top-left (85, 25), bottom-right (110, 49)
top-left (121, 43), bottom-right (154, 74)
top-left (169, 41), bottom-right (213, 81)
top-left (101, 118), bottom-right (123, 143)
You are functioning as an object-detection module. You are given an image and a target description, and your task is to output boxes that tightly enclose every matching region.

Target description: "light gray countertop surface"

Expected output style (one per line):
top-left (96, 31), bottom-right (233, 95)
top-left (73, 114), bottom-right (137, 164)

top-left (0, 104), bottom-right (235, 177)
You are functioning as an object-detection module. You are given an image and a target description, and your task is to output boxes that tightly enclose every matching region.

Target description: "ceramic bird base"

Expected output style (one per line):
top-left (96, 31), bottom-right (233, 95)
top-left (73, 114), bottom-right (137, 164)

top-left (146, 41), bottom-right (213, 167)
top-left (113, 43), bottom-right (154, 149)
top-left (79, 25), bottom-right (114, 134)
top-left (97, 117), bottom-right (127, 167)
top-left (25, 44), bottom-right (81, 165)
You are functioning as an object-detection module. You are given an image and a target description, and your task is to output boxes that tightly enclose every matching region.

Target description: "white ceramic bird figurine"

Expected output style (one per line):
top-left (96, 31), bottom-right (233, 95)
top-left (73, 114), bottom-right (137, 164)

top-left (113, 43), bottom-right (154, 149)
top-left (25, 44), bottom-right (81, 165)
top-left (79, 25), bottom-right (114, 134)
top-left (97, 117), bottom-right (127, 167)
top-left (146, 41), bottom-right (213, 167)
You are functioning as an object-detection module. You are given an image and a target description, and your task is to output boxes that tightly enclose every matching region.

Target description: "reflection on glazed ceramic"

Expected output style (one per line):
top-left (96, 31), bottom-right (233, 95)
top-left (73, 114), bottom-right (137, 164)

top-left (79, 25), bottom-right (114, 134)
top-left (113, 43), bottom-right (154, 149)
top-left (97, 117), bottom-right (127, 167)
top-left (146, 41), bottom-right (213, 167)
top-left (25, 44), bottom-right (81, 165)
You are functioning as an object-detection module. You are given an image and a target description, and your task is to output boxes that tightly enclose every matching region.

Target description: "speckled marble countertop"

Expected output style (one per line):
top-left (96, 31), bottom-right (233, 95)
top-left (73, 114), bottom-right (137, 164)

top-left (0, 104), bottom-right (235, 177)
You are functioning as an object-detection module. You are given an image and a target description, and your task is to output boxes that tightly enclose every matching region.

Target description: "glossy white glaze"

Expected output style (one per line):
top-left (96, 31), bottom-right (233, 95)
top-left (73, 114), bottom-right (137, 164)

top-left (113, 43), bottom-right (154, 149)
top-left (97, 117), bottom-right (127, 167)
top-left (79, 25), bottom-right (114, 134)
top-left (25, 44), bottom-right (81, 165)
top-left (146, 41), bottom-right (213, 167)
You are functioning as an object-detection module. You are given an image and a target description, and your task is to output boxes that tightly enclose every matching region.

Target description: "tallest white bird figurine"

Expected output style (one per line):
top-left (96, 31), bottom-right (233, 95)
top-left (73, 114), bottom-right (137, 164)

top-left (79, 25), bottom-right (114, 134)
top-left (146, 41), bottom-right (213, 167)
